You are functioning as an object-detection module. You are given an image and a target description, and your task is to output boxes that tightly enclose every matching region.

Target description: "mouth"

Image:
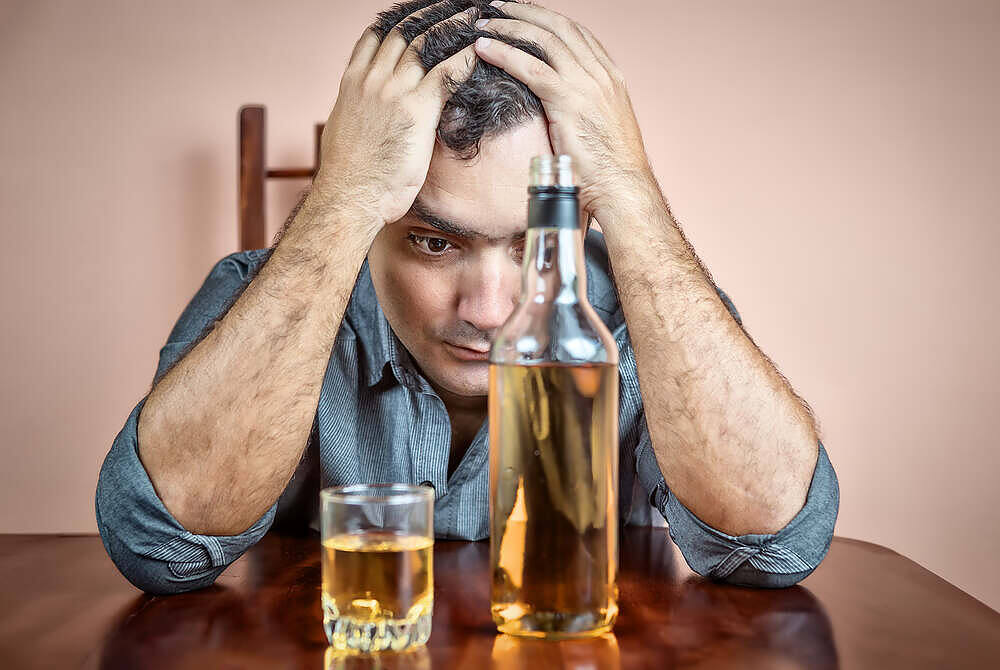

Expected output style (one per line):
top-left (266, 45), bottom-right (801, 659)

top-left (443, 342), bottom-right (491, 362)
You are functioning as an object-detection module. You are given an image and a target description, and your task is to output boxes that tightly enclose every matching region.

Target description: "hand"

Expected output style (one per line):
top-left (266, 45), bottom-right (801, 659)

top-left (313, 3), bottom-right (479, 233)
top-left (473, 1), bottom-right (656, 223)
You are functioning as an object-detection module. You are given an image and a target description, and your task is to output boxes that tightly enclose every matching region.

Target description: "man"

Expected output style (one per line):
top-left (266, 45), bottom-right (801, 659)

top-left (96, 0), bottom-right (838, 595)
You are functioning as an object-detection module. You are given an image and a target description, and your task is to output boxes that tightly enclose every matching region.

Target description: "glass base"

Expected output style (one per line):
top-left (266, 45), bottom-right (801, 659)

top-left (324, 645), bottom-right (431, 670)
top-left (493, 608), bottom-right (617, 639)
top-left (323, 597), bottom-right (432, 652)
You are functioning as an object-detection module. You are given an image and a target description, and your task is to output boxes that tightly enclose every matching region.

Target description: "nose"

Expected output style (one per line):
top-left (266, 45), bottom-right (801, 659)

top-left (456, 253), bottom-right (519, 336)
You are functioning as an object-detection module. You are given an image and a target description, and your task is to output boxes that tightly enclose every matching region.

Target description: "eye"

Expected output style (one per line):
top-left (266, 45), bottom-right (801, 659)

top-left (407, 233), bottom-right (454, 256)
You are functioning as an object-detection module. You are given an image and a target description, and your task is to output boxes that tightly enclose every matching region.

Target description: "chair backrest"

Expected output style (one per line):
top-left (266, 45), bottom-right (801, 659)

top-left (238, 105), bottom-right (324, 251)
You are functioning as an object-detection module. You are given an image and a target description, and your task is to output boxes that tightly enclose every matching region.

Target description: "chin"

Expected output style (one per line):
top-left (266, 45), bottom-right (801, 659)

top-left (405, 343), bottom-right (487, 398)
top-left (431, 360), bottom-right (490, 397)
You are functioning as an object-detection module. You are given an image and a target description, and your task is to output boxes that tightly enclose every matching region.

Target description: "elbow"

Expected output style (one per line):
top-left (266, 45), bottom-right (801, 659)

top-left (95, 400), bottom-right (248, 595)
top-left (96, 508), bottom-right (224, 596)
top-left (713, 501), bottom-right (837, 589)
top-left (132, 568), bottom-right (224, 597)
top-left (715, 562), bottom-right (819, 589)
top-left (671, 439), bottom-right (840, 590)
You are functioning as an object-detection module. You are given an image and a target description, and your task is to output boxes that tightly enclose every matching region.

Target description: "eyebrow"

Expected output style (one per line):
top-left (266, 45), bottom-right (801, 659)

top-left (407, 198), bottom-right (525, 243)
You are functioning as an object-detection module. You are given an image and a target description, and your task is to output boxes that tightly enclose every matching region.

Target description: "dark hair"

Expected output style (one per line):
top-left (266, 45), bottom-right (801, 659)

top-left (371, 0), bottom-right (549, 159)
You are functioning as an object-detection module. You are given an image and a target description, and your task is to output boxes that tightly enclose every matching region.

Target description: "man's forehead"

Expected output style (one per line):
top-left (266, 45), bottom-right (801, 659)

top-left (407, 195), bottom-right (525, 243)
top-left (410, 118), bottom-right (553, 240)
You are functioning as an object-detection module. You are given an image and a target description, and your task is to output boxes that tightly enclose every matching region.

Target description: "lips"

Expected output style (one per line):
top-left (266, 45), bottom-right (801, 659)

top-left (451, 344), bottom-right (489, 354)
top-left (445, 342), bottom-right (490, 361)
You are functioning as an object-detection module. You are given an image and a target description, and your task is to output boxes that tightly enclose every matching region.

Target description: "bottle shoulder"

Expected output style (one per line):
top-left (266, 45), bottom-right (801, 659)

top-left (490, 300), bottom-right (619, 366)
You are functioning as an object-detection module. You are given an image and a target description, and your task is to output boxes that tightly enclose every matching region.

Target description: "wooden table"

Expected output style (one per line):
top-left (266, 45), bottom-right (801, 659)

top-left (0, 529), bottom-right (997, 668)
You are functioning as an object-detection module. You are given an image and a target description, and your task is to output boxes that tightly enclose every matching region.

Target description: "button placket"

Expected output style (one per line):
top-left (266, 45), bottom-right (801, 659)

top-left (411, 393), bottom-right (449, 499)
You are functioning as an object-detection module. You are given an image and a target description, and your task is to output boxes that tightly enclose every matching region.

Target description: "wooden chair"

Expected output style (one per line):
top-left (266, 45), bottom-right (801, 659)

top-left (238, 105), bottom-right (324, 251)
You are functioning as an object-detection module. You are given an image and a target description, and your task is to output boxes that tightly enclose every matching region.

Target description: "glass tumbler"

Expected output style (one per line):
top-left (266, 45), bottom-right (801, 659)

top-left (321, 484), bottom-right (434, 652)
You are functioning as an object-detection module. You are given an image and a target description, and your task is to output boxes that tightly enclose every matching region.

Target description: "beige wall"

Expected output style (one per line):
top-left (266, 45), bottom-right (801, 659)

top-left (1, 0), bottom-right (997, 609)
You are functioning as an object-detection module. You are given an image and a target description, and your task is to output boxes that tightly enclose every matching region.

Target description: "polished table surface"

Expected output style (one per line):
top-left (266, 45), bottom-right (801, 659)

top-left (0, 529), bottom-right (997, 669)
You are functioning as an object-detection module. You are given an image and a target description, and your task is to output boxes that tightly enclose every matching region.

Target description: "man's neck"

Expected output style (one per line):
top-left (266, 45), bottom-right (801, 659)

top-left (437, 388), bottom-right (488, 416)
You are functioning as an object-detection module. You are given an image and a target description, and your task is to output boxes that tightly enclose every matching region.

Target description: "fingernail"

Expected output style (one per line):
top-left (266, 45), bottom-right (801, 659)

top-left (476, 36), bottom-right (492, 49)
top-left (490, 0), bottom-right (504, 7)
top-left (475, 18), bottom-right (489, 28)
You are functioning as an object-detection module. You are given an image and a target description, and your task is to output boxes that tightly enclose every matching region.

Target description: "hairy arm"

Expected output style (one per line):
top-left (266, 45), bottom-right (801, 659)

top-left (137, 191), bottom-right (377, 536)
top-left (598, 182), bottom-right (819, 536)
top-left (468, 1), bottom-right (834, 579)
top-left (133, 5), bottom-right (481, 538)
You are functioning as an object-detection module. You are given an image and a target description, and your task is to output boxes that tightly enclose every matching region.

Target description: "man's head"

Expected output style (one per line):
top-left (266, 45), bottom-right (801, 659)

top-left (370, 0), bottom-right (548, 159)
top-left (366, 1), bottom-right (557, 404)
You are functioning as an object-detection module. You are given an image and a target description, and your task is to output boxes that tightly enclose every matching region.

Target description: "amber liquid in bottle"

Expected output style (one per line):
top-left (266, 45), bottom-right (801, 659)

top-left (489, 362), bottom-right (618, 637)
top-left (488, 155), bottom-right (619, 638)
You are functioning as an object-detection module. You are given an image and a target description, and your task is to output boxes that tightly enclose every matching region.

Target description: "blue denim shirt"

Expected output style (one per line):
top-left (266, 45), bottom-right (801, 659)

top-left (96, 229), bottom-right (839, 594)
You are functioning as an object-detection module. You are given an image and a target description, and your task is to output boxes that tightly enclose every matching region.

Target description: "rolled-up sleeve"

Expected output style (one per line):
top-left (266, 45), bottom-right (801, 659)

top-left (636, 434), bottom-right (838, 587)
top-left (96, 399), bottom-right (277, 594)
top-left (95, 249), bottom-right (277, 594)
top-left (619, 285), bottom-right (840, 588)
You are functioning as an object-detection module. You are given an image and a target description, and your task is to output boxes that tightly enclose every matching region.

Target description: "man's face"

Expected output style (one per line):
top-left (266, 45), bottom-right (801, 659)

top-left (367, 117), bottom-right (552, 400)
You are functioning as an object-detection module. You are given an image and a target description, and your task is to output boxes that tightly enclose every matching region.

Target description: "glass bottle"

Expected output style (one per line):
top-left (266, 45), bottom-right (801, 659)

top-left (488, 155), bottom-right (620, 638)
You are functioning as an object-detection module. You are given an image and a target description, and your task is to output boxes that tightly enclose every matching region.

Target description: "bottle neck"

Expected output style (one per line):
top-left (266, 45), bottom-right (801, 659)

top-left (521, 227), bottom-right (587, 305)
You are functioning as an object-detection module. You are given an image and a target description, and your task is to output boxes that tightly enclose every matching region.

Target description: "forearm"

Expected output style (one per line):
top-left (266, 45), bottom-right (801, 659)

top-left (137, 189), bottom-right (378, 536)
top-left (596, 183), bottom-right (818, 536)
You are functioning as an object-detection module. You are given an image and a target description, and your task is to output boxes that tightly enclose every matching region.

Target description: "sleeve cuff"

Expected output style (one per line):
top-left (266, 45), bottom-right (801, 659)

top-left (96, 398), bottom-right (276, 591)
top-left (636, 433), bottom-right (839, 586)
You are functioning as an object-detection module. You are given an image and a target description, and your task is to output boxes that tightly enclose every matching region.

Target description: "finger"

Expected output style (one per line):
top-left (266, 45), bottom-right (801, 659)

top-left (372, 1), bottom-right (471, 75)
top-left (395, 7), bottom-right (480, 87)
top-left (473, 35), bottom-right (561, 101)
top-left (484, 1), bottom-right (604, 78)
top-left (577, 24), bottom-right (623, 81)
top-left (346, 28), bottom-right (381, 72)
top-left (473, 18), bottom-right (590, 80)
top-left (415, 43), bottom-right (479, 107)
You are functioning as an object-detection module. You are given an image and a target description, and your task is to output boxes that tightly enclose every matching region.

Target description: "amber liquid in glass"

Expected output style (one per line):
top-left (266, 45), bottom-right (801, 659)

top-left (321, 532), bottom-right (434, 652)
top-left (488, 362), bottom-right (619, 638)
